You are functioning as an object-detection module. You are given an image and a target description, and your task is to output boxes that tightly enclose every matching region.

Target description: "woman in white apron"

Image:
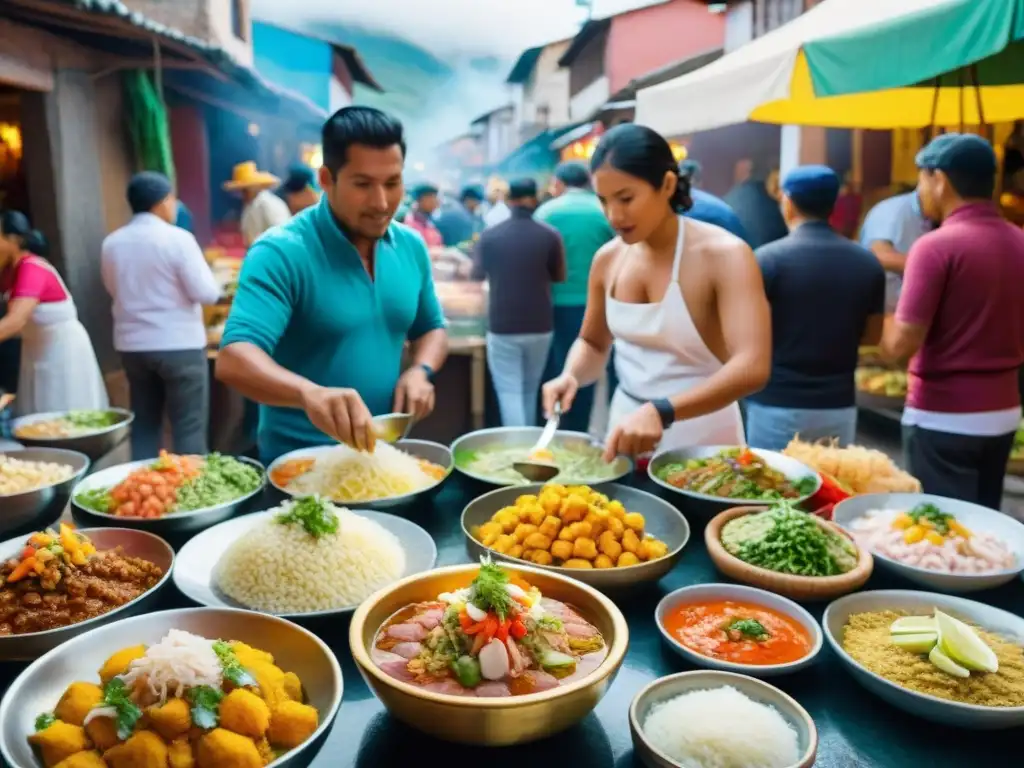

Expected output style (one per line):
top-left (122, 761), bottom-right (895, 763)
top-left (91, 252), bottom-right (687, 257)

top-left (541, 124), bottom-right (771, 459)
top-left (0, 212), bottom-right (108, 415)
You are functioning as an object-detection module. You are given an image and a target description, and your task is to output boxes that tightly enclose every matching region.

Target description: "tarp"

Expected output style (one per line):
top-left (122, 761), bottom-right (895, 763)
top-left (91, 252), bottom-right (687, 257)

top-left (636, 0), bottom-right (1024, 134)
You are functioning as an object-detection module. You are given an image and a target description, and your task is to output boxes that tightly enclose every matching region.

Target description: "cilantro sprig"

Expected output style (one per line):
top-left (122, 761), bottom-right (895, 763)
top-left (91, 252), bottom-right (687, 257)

top-left (34, 713), bottom-right (56, 732)
top-left (470, 558), bottom-right (515, 621)
top-left (213, 640), bottom-right (256, 687)
top-left (187, 685), bottom-right (223, 729)
top-left (275, 497), bottom-right (340, 539)
top-left (723, 617), bottom-right (770, 641)
top-left (102, 678), bottom-right (143, 740)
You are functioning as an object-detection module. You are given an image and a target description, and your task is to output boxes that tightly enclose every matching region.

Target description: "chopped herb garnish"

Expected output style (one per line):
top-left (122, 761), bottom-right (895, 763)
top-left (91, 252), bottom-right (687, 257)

top-left (537, 615), bottom-right (564, 632)
top-left (34, 713), bottom-right (56, 732)
top-left (723, 618), bottom-right (770, 641)
top-left (275, 496), bottom-right (340, 539)
top-left (213, 640), bottom-right (256, 687)
top-left (908, 503), bottom-right (952, 535)
top-left (102, 678), bottom-right (143, 740)
top-left (470, 557), bottom-right (515, 621)
top-left (187, 685), bottom-right (223, 729)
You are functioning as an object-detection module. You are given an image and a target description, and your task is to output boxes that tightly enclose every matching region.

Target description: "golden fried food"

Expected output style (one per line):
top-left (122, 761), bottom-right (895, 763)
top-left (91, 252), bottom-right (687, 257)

top-left (219, 689), bottom-right (271, 739)
top-left (267, 701), bottom-right (319, 750)
top-left (54, 683), bottom-right (103, 728)
top-left (196, 728), bottom-right (262, 768)
top-left (474, 485), bottom-right (671, 569)
top-left (103, 730), bottom-right (167, 768)
top-left (53, 751), bottom-right (106, 768)
top-left (29, 721), bottom-right (89, 767)
top-left (146, 697), bottom-right (191, 742)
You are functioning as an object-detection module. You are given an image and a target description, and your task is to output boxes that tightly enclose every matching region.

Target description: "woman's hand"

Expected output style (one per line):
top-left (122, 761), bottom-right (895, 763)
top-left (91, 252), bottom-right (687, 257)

top-left (541, 373), bottom-right (579, 418)
top-left (603, 402), bottom-right (663, 462)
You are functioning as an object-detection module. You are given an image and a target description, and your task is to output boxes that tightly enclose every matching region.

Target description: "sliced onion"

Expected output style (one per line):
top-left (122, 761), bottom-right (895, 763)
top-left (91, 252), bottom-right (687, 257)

top-left (465, 602), bottom-right (487, 622)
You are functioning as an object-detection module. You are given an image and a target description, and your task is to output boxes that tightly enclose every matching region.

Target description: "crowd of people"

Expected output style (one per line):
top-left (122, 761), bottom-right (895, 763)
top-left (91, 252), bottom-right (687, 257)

top-left (0, 103), bottom-right (1022, 512)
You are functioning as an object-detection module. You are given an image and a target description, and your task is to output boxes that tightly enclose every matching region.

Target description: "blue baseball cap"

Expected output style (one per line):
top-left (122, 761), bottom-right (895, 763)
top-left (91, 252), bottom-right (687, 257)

top-left (781, 164), bottom-right (840, 213)
top-left (915, 133), bottom-right (996, 176)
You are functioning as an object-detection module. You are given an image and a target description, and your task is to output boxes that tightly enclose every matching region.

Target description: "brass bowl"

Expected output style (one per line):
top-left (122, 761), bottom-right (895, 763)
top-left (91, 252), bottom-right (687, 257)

top-left (349, 562), bottom-right (629, 746)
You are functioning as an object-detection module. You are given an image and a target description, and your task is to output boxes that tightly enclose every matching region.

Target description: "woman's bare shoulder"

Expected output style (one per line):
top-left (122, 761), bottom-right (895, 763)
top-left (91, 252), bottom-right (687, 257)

top-left (685, 217), bottom-right (756, 265)
top-left (591, 236), bottom-right (627, 277)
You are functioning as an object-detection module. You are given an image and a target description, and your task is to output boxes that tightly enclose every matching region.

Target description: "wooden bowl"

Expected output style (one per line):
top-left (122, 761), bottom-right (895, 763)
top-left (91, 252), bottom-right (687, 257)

top-left (705, 506), bottom-right (873, 601)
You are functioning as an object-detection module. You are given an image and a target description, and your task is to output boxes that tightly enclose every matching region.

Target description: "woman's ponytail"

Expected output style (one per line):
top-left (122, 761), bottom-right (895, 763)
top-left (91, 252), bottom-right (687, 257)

top-left (25, 230), bottom-right (48, 257)
top-left (671, 168), bottom-right (693, 214)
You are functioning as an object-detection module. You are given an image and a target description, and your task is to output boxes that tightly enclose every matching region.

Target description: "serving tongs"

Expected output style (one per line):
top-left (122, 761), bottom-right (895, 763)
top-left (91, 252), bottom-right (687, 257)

top-left (513, 403), bottom-right (562, 483)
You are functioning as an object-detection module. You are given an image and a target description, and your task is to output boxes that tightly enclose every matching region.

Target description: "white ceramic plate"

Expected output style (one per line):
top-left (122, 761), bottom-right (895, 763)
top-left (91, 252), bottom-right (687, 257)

top-left (823, 590), bottom-right (1024, 729)
top-left (655, 583), bottom-right (822, 677)
top-left (833, 493), bottom-right (1024, 593)
top-left (173, 507), bottom-right (438, 618)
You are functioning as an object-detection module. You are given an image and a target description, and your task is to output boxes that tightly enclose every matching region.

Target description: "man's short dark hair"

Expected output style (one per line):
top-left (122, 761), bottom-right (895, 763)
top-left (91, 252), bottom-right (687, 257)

top-left (553, 161), bottom-right (590, 189)
top-left (509, 178), bottom-right (538, 201)
top-left (940, 168), bottom-right (996, 200)
top-left (459, 185), bottom-right (484, 203)
top-left (411, 183), bottom-right (439, 200)
top-left (322, 106), bottom-right (406, 174)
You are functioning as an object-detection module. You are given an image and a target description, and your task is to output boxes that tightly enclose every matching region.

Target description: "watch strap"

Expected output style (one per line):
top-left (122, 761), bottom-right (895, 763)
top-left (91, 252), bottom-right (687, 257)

top-left (417, 363), bottom-right (435, 382)
top-left (651, 398), bottom-right (675, 428)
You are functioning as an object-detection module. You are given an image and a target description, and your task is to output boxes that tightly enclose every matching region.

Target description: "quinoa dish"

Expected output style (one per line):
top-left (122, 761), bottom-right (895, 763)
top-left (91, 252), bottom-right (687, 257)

top-left (0, 525), bottom-right (163, 636)
top-left (29, 629), bottom-right (320, 767)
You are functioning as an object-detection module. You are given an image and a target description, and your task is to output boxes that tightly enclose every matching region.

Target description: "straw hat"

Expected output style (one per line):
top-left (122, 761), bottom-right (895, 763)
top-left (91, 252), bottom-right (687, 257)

top-left (223, 161), bottom-right (280, 191)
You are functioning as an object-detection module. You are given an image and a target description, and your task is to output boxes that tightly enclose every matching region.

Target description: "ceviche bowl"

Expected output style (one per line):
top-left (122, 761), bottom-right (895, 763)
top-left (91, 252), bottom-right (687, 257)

top-left (267, 439), bottom-right (452, 510)
top-left (462, 482), bottom-right (690, 591)
top-left (70, 455), bottom-right (266, 538)
top-left (0, 527), bottom-right (174, 661)
top-left (349, 562), bottom-right (629, 746)
top-left (451, 427), bottom-right (632, 487)
top-left (833, 493), bottom-right (1024, 593)
top-left (648, 445), bottom-right (821, 519)
top-left (0, 607), bottom-right (344, 768)
top-left (1, 448), bottom-right (91, 538)
top-left (11, 408), bottom-right (134, 462)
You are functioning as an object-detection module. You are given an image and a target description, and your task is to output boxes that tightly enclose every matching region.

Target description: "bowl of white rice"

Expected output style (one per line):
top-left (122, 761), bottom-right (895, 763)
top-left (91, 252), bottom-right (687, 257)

top-left (172, 497), bottom-right (438, 618)
top-left (0, 448), bottom-right (90, 538)
top-left (629, 670), bottom-right (817, 768)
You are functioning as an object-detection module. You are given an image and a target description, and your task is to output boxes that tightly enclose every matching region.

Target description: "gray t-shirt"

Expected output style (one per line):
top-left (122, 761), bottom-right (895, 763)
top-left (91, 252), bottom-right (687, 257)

top-left (859, 191), bottom-right (931, 312)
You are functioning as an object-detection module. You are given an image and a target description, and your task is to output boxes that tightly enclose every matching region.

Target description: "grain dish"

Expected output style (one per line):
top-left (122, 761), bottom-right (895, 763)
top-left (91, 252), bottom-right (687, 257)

top-left (214, 497), bottom-right (407, 614)
top-left (28, 629), bottom-right (319, 767)
top-left (15, 411), bottom-right (123, 440)
top-left (0, 455), bottom-right (75, 496)
top-left (655, 447), bottom-right (817, 501)
top-left (271, 442), bottom-right (446, 503)
top-left (372, 559), bottom-right (608, 697)
top-left (848, 503), bottom-right (1015, 574)
top-left (642, 685), bottom-right (800, 768)
top-left (74, 451), bottom-right (262, 519)
top-left (471, 484), bottom-right (669, 569)
top-left (0, 525), bottom-right (163, 636)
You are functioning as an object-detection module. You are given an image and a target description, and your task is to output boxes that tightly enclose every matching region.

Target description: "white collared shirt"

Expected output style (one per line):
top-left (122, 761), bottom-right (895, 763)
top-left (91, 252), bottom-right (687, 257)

top-left (101, 213), bottom-right (221, 352)
top-left (483, 200), bottom-right (511, 229)
top-left (241, 189), bottom-right (292, 246)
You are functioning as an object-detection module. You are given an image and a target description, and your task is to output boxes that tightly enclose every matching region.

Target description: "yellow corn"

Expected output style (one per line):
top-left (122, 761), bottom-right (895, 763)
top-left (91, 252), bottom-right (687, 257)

top-left (891, 513), bottom-right (914, 531)
top-left (925, 531), bottom-right (945, 546)
top-left (948, 519), bottom-right (972, 539)
top-left (903, 525), bottom-right (926, 544)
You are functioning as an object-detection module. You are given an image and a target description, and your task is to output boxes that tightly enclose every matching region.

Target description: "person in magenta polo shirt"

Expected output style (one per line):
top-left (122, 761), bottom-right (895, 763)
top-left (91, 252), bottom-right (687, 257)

top-left (882, 133), bottom-right (1024, 509)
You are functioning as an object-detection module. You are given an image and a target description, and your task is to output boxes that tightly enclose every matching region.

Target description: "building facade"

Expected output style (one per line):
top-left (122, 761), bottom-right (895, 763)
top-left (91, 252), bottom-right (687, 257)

top-left (506, 39), bottom-right (572, 144)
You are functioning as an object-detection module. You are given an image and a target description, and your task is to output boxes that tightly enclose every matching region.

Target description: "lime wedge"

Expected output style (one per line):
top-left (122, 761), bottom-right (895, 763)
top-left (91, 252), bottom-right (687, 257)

top-left (935, 610), bottom-right (998, 673)
top-left (890, 616), bottom-right (936, 635)
top-left (891, 632), bottom-right (938, 654)
top-left (929, 645), bottom-right (971, 678)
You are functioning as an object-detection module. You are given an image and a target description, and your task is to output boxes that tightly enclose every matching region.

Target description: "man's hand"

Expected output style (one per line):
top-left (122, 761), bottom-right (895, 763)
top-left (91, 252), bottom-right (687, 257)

top-left (603, 402), bottom-right (664, 462)
top-left (300, 386), bottom-right (376, 452)
top-left (393, 366), bottom-right (435, 421)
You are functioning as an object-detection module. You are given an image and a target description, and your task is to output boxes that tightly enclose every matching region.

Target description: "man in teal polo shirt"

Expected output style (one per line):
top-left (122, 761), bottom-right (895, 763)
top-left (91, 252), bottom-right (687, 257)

top-left (536, 161), bottom-right (615, 432)
top-left (216, 107), bottom-right (449, 462)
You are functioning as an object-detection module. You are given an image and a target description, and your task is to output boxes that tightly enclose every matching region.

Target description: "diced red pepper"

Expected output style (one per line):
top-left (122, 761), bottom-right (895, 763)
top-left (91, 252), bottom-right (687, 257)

top-left (481, 615), bottom-right (499, 643)
top-left (495, 618), bottom-right (511, 642)
top-left (509, 619), bottom-right (527, 639)
top-left (458, 612), bottom-right (473, 631)
top-left (737, 451), bottom-right (755, 466)
top-left (20, 545), bottom-right (35, 561)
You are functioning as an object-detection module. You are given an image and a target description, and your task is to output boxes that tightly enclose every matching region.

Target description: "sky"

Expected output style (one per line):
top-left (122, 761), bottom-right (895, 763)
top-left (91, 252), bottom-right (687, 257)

top-left (251, 0), bottom-right (659, 55)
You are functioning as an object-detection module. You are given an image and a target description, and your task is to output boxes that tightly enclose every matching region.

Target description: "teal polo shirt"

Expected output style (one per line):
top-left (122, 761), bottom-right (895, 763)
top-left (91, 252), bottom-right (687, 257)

top-left (221, 199), bottom-right (445, 462)
top-left (534, 188), bottom-right (615, 307)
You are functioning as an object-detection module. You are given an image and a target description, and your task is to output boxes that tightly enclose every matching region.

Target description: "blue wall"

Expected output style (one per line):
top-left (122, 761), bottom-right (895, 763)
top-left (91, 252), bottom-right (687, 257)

top-left (252, 22), bottom-right (332, 112)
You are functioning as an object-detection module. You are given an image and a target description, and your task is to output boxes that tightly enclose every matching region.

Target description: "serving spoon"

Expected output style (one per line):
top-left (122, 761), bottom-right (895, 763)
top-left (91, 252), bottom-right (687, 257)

top-left (513, 403), bottom-right (562, 483)
top-left (372, 412), bottom-right (414, 444)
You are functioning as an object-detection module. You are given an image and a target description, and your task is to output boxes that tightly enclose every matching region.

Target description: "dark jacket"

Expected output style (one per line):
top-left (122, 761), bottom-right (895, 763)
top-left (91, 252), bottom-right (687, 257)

top-left (471, 207), bottom-right (566, 335)
top-left (435, 202), bottom-right (483, 247)
top-left (685, 189), bottom-right (750, 245)
top-left (723, 180), bottom-right (788, 249)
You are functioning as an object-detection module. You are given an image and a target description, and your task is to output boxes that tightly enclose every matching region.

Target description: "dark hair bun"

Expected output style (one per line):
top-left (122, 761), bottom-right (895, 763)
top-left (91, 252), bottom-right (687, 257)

top-left (672, 168), bottom-right (693, 213)
top-left (25, 230), bottom-right (48, 257)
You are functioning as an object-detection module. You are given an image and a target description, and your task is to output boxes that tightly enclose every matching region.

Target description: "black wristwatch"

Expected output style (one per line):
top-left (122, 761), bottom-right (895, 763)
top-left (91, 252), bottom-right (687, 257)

top-left (651, 398), bottom-right (675, 428)
top-left (417, 363), bottom-right (435, 382)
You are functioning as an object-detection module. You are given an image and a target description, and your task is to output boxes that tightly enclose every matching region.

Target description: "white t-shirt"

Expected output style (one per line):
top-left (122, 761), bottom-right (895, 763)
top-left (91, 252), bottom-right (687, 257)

top-left (483, 201), bottom-right (511, 229)
top-left (241, 189), bottom-right (291, 247)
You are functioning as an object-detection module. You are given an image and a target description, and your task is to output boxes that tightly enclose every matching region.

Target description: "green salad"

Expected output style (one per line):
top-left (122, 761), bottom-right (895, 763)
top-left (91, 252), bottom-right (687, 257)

top-left (721, 502), bottom-right (858, 577)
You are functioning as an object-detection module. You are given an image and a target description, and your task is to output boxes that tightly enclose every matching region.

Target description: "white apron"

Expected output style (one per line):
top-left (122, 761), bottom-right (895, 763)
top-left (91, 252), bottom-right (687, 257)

top-left (605, 216), bottom-right (744, 452)
top-left (11, 258), bottom-right (108, 416)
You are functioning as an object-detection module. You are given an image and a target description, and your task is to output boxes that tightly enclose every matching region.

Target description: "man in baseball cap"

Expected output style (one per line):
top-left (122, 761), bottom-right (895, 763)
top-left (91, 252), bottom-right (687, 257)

top-left (883, 133), bottom-right (1024, 508)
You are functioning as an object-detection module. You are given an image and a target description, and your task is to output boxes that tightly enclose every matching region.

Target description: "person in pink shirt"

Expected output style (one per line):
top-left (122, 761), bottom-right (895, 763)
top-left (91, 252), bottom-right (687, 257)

top-left (0, 211), bottom-right (107, 414)
top-left (882, 133), bottom-right (1024, 509)
top-left (403, 183), bottom-right (444, 249)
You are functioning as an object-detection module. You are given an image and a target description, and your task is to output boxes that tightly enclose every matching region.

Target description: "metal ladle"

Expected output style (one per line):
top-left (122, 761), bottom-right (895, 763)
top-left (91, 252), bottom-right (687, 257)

top-left (513, 403), bottom-right (562, 483)
top-left (372, 412), bottom-right (414, 444)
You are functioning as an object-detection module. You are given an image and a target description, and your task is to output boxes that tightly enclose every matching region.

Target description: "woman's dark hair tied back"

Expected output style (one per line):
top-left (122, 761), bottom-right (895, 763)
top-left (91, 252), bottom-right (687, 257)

top-left (25, 230), bottom-right (48, 257)
top-left (0, 210), bottom-right (31, 241)
top-left (590, 124), bottom-right (693, 213)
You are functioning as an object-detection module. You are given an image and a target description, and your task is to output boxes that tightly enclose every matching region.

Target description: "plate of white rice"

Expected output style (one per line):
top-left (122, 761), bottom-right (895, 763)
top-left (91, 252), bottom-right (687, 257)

top-left (172, 497), bottom-right (438, 618)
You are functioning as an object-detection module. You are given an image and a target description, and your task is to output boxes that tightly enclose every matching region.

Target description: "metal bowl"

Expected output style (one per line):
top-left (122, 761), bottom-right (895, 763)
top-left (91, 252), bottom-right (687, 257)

top-left (450, 427), bottom-right (632, 486)
top-left (349, 562), bottom-right (629, 746)
top-left (0, 607), bottom-right (344, 768)
top-left (648, 445), bottom-right (821, 518)
top-left (10, 408), bottom-right (133, 462)
top-left (0, 527), bottom-right (174, 661)
top-left (823, 590), bottom-right (1024, 729)
top-left (267, 439), bottom-right (452, 510)
top-left (173, 506), bottom-right (438, 617)
top-left (0, 448), bottom-right (90, 538)
top-left (629, 670), bottom-right (818, 768)
top-left (654, 583), bottom-right (823, 677)
top-left (70, 455), bottom-right (266, 537)
top-left (462, 483), bottom-right (690, 591)
top-left (832, 492), bottom-right (1024, 593)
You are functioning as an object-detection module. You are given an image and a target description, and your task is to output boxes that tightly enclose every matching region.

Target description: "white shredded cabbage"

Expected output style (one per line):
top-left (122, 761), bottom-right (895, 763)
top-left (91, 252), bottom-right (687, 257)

top-left (118, 629), bottom-right (223, 704)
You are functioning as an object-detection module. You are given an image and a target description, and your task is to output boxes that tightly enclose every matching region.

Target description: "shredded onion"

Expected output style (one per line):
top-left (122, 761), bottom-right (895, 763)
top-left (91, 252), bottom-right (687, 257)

top-left (118, 629), bottom-right (223, 704)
